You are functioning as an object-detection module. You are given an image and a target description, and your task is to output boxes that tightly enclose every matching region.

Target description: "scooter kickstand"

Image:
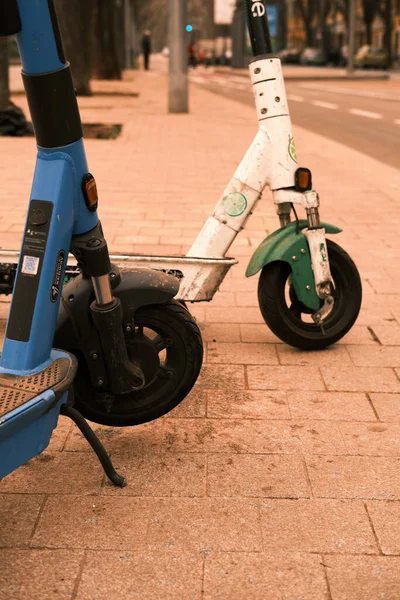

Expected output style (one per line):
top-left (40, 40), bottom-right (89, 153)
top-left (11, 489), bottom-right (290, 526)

top-left (61, 405), bottom-right (127, 488)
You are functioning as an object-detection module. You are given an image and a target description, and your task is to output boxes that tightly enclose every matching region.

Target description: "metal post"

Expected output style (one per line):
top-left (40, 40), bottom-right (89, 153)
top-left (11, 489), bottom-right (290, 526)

top-left (347, 0), bottom-right (355, 74)
top-left (168, 0), bottom-right (188, 114)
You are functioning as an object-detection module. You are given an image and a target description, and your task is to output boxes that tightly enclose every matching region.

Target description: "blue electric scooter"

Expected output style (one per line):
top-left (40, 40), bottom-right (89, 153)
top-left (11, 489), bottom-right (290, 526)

top-left (0, 0), bottom-right (203, 484)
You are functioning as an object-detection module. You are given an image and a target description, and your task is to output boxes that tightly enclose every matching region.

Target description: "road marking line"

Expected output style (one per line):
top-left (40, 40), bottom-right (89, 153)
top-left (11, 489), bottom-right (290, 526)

top-left (300, 83), bottom-right (399, 102)
top-left (190, 76), bottom-right (206, 84)
top-left (312, 100), bottom-right (339, 110)
top-left (287, 94), bottom-right (305, 102)
top-left (349, 108), bottom-right (383, 119)
top-left (395, 119), bottom-right (400, 125)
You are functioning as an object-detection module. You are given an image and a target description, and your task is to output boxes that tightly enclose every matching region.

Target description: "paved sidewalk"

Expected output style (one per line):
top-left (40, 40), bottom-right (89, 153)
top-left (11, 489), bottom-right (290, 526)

top-left (0, 64), bottom-right (400, 599)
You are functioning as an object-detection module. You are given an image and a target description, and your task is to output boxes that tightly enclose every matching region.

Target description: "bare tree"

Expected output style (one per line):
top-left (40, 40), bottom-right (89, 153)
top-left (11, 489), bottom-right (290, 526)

top-left (55, 0), bottom-right (93, 95)
top-left (295, 0), bottom-right (319, 46)
top-left (362, 0), bottom-right (379, 44)
top-left (0, 38), bottom-right (30, 136)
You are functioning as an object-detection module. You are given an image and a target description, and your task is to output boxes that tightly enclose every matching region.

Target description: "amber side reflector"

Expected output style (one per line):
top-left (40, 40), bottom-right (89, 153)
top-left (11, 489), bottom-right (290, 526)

top-left (295, 167), bottom-right (312, 192)
top-left (82, 173), bottom-right (98, 212)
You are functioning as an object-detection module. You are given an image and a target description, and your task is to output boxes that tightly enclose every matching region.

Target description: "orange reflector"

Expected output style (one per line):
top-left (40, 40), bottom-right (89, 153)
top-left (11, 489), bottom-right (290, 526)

top-left (295, 168), bottom-right (312, 192)
top-left (82, 173), bottom-right (98, 212)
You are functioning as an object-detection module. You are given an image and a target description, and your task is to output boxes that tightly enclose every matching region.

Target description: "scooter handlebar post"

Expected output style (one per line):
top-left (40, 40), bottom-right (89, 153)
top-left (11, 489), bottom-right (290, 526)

top-left (244, 0), bottom-right (273, 58)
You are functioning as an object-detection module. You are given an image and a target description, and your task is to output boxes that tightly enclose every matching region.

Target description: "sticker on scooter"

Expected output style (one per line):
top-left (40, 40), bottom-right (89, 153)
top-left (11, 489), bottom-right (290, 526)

top-left (251, 0), bottom-right (265, 17)
top-left (50, 250), bottom-right (65, 302)
top-left (223, 192), bottom-right (247, 217)
top-left (320, 243), bottom-right (328, 262)
top-left (288, 136), bottom-right (297, 163)
top-left (21, 255), bottom-right (40, 276)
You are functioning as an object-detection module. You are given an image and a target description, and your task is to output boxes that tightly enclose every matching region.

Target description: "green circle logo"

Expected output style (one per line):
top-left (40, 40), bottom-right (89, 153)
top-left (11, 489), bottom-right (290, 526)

top-left (288, 136), bottom-right (297, 163)
top-left (223, 192), bottom-right (247, 217)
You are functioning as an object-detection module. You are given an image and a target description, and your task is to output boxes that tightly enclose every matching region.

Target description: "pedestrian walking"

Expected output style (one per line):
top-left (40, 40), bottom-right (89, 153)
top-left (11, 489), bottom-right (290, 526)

top-left (141, 30), bottom-right (152, 71)
top-left (188, 41), bottom-right (197, 68)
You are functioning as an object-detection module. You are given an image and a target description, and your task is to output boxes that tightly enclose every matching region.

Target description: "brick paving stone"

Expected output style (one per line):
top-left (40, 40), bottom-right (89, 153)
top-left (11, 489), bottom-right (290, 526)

top-left (207, 454), bottom-right (309, 498)
top-left (199, 322), bottom-right (241, 342)
top-left (367, 501), bottom-right (400, 554)
top-left (240, 323), bottom-right (281, 343)
top-left (207, 342), bottom-right (278, 365)
top-left (339, 422), bottom-right (400, 456)
top-left (196, 364), bottom-right (245, 390)
top-left (75, 549), bottom-right (203, 600)
top-left (247, 366), bottom-right (325, 391)
top-left (305, 455), bottom-right (400, 500)
top-left (0, 494), bottom-right (44, 547)
top-left (337, 326), bottom-right (376, 345)
top-left (325, 555), bottom-right (400, 600)
top-left (46, 415), bottom-right (73, 451)
top-left (101, 452), bottom-right (205, 497)
top-left (287, 391), bottom-right (376, 421)
top-left (369, 393), bottom-right (400, 422)
top-left (32, 496), bottom-right (262, 552)
top-left (0, 452), bottom-right (103, 494)
top-left (203, 552), bottom-right (328, 600)
top-left (259, 499), bottom-right (378, 553)
top-left (167, 388), bottom-right (207, 418)
top-left (277, 345), bottom-right (352, 366)
top-left (370, 324), bottom-right (400, 345)
top-left (321, 366), bottom-right (400, 393)
top-left (0, 549), bottom-right (84, 600)
top-left (254, 420), bottom-right (347, 455)
top-left (204, 306), bottom-right (264, 324)
top-left (207, 390), bottom-right (290, 420)
top-left (160, 418), bottom-right (258, 453)
top-left (347, 345), bottom-right (400, 367)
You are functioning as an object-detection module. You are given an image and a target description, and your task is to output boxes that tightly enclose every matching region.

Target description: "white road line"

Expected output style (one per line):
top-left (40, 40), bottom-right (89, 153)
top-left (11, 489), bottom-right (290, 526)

top-left (287, 94), bottom-right (305, 102)
top-left (349, 108), bottom-right (383, 119)
top-left (395, 119), bottom-right (400, 125)
top-left (190, 76), bottom-right (206, 84)
top-left (312, 100), bottom-right (339, 110)
top-left (299, 83), bottom-right (399, 102)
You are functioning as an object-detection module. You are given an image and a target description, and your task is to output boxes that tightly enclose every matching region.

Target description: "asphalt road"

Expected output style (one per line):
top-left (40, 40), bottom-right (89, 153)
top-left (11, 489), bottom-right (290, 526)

top-left (190, 69), bottom-right (400, 169)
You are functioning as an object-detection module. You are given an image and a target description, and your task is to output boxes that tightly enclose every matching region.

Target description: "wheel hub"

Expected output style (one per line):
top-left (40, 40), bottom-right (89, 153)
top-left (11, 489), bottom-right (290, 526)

top-left (126, 334), bottom-right (161, 388)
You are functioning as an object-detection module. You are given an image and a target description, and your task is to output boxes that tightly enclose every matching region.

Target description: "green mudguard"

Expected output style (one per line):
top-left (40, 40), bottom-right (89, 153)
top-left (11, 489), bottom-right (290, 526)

top-left (245, 220), bottom-right (342, 311)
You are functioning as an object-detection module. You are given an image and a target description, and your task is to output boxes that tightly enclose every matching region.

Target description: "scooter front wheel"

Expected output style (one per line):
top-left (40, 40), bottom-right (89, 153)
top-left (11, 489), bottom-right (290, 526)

top-left (72, 300), bottom-right (203, 426)
top-left (257, 240), bottom-right (362, 350)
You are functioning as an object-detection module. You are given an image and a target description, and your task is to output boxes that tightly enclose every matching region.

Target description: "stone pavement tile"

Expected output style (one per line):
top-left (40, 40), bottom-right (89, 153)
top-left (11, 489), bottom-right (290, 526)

top-left (204, 306), bottom-right (264, 324)
top-left (207, 342), bottom-right (278, 365)
top-left (259, 499), bottom-right (377, 553)
top-left (32, 496), bottom-right (262, 552)
top-left (347, 345), bottom-right (400, 367)
top-left (203, 552), bottom-right (328, 600)
top-left (207, 454), bottom-right (309, 498)
top-left (367, 501), bottom-right (400, 554)
top-left (0, 494), bottom-right (44, 547)
top-left (339, 422), bottom-right (400, 456)
top-left (337, 325), bottom-right (376, 345)
top-left (369, 324), bottom-right (400, 345)
top-left (287, 391), bottom-right (376, 421)
top-left (305, 456), bottom-right (400, 500)
top-left (277, 345), bottom-right (352, 366)
top-left (75, 549), bottom-right (203, 600)
top-left (199, 322), bottom-right (241, 342)
top-left (196, 364), bottom-right (245, 390)
top-left (160, 418), bottom-right (258, 453)
top-left (101, 453), bottom-right (205, 497)
top-left (240, 323), bottom-right (281, 343)
top-left (325, 555), bottom-right (400, 600)
top-left (247, 366), bottom-right (325, 391)
top-left (321, 367), bottom-right (400, 393)
top-left (167, 388), bottom-right (207, 418)
top-left (208, 291), bottom-right (236, 307)
top-left (355, 310), bottom-right (396, 327)
top-left (0, 452), bottom-right (103, 494)
top-left (369, 393), bottom-right (400, 422)
top-left (254, 421), bottom-right (347, 455)
top-left (46, 415), bottom-right (73, 451)
top-left (235, 291), bottom-right (259, 307)
top-left (219, 278), bottom-right (258, 294)
top-left (0, 549), bottom-right (84, 600)
top-left (207, 390), bottom-right (290, 420)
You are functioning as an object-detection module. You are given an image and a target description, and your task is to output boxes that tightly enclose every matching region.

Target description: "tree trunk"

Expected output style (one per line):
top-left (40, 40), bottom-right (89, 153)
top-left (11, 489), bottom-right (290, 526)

top-left (383, 0), bottom-right (392, 66)
top-left (365, 20), bottom-right (373, 43)
top-left (91, 0), bottom-right (122, 80)
top-left (0, 38), bottom-right (10, 110)
top-left (55, 0), bottom-right (92, 95)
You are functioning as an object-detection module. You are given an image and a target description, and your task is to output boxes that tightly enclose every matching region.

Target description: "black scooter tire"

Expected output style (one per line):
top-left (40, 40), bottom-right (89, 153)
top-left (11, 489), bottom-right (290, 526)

top-left (257, 240), bottom-right (362, 350)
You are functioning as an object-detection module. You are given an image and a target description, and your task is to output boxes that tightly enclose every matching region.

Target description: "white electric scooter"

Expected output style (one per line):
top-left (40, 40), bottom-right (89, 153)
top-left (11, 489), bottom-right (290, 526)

top-left (0, 0), bottom-right (362, 350)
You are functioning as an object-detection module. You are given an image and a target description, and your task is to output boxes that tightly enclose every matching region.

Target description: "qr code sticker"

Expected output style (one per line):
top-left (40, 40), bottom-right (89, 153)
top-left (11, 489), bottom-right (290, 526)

top-left (21, 255), bottom-right (40, 276)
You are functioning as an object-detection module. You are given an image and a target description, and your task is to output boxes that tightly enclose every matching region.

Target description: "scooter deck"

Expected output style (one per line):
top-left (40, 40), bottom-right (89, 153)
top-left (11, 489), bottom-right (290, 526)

top-left (0, 352), bottom-right (77, 479)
